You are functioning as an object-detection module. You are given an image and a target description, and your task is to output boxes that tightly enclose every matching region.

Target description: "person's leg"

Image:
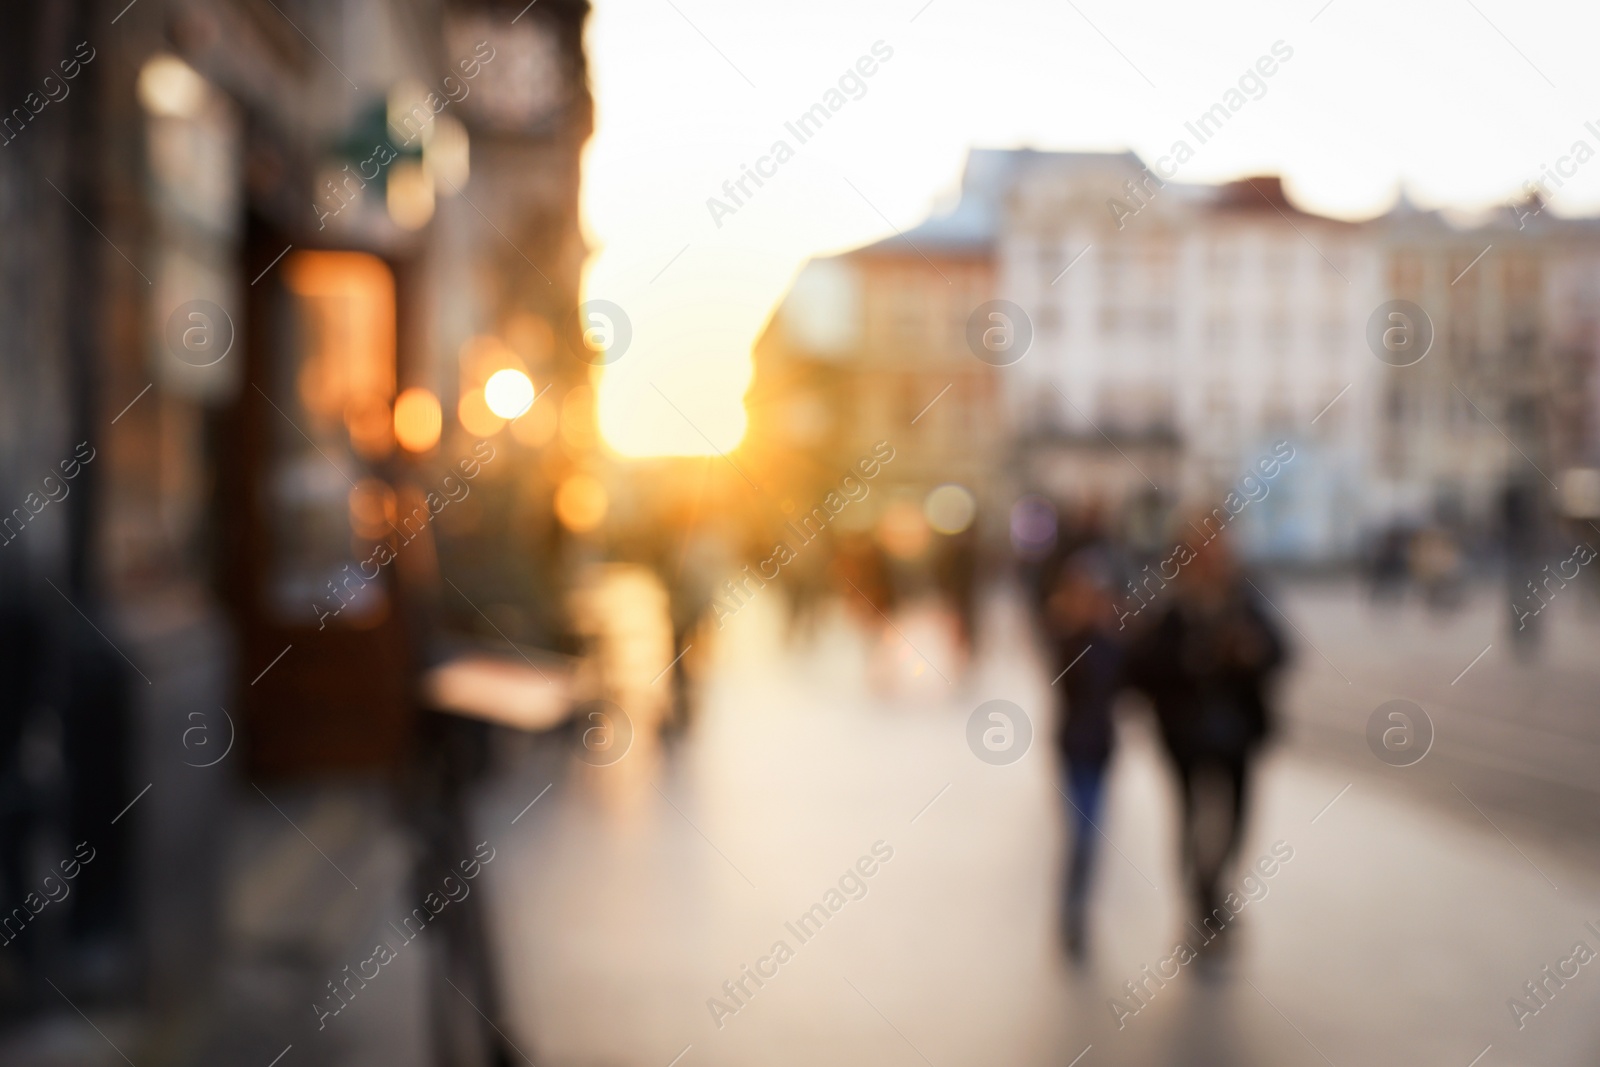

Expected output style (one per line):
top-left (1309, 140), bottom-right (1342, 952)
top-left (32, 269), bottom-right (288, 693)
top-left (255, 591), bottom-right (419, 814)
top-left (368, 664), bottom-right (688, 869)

top-left (1061, 760), bottom-right (1105, 955)
top-left (1191, 755), bottom-right (1252, 957)
top-left (1065, 762), bottom-right (1105, 904)
top-left (1173, 758), bottom-right (1213, 920)
top-left (1188, 760), bottom-right (1229, 930)
top-left (1218, 754), bottom-right (1252, 871)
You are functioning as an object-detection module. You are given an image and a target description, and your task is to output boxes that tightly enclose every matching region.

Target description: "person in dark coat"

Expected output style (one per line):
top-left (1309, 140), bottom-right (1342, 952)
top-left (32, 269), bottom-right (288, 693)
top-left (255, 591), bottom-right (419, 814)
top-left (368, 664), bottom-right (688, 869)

top-left (1126, 529), bottom-right (1286, 945)
top-left (1045, 548), bottom-right (1124, 959)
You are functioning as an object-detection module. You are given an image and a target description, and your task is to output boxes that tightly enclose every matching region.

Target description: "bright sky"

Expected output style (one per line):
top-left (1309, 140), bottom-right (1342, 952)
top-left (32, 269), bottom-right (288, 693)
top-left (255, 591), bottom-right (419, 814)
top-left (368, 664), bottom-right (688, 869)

top-left (582, 0), bottom-right (1600, 457)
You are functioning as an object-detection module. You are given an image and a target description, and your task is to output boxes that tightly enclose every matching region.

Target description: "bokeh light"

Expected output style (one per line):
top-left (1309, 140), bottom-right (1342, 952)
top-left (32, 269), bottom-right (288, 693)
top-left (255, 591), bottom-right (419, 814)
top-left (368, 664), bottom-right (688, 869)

top-left (387, 160), bottom-right (435, 230)
top-left (484, 368), bottom-right (535, 419)
top-left (137, 55), bottom-right (208, 118)
top-left (555, 473), bottom-right (608, 532)
top-left (511, 394), bottom-right (559, 447)
top-left (878, 497), bottom-right (931, 560)
top-left (424, 115), bottom-right (470, 191)
top-left (458, 388), bottom-right (505, 438)
top-left (392, 387), bottom-right (441, 452)
top-left (1010, 495), bottom-right (1058, 562)
top-left (925, 484), bottom-right (977, 535)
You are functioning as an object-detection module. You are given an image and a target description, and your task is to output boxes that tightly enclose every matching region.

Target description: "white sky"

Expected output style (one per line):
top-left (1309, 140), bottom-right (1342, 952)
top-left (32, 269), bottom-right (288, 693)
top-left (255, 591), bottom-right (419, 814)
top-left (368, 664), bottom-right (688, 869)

top-left (581, 0), bottom-right (1600, 455)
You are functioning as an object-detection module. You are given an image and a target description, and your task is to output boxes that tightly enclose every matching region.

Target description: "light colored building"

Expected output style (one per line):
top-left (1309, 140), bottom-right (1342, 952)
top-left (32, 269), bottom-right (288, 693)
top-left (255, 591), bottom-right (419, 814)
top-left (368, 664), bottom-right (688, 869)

top-left (747, 181), bottom-right (1003, 529)
top-left (993, 150), bottom-right (1382, 560)
top-left (1368, 202), bottom-right (1600, 530)
top-left (754, 148), bottom-right (1600, 562)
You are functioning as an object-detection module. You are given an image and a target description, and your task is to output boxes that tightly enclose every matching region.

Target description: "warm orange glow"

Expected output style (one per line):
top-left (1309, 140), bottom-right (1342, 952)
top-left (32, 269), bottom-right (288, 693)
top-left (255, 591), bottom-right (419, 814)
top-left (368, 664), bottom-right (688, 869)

top-left (458, 388), bottom-right (506, 438)
top-left (393, 387), bottom-right (442, 452)
top-left (505, 312), bottom-right (555, 366)
top-left (511, 395), bottom-right (559, 447)
top-left (555, 474), bottom-right (608, 531)
top-left (388, 160), bottom-right (435, 229)
top-left (596, 368), bottom-right (749, 457)
top-left (561, 383), bottom-right (598, 452)
top-left (284, 252), bottom-right (397, 438)
top-left (879, 498), bottom-right (932, 560)
top-left (460, 335), bottom-right (523, 385)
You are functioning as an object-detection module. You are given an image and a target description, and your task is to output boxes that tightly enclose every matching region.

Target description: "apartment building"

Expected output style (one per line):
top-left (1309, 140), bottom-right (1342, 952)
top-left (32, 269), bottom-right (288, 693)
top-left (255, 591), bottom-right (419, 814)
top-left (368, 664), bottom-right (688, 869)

top-left (753, 148), bottom-right (1600, 561)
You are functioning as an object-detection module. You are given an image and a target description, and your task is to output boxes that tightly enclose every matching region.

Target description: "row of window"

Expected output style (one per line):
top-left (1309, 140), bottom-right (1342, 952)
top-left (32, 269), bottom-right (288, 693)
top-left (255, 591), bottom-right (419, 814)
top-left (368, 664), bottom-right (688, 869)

top-left (1032, 240), bottom-right (1355, 287)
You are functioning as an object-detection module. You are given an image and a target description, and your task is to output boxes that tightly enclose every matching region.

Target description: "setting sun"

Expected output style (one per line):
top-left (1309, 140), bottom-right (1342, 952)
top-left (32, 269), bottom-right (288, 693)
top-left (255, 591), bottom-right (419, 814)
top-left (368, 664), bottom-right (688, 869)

top-left (596, 363), bottom-right (749, 457)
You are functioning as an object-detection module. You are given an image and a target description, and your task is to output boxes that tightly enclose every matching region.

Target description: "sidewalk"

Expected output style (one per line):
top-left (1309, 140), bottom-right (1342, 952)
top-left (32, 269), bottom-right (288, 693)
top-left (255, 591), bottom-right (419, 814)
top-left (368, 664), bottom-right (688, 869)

top-left (0, 782), bottom-right (431, 1067)
top-left (475, 588), bottom-right (1600, 1067)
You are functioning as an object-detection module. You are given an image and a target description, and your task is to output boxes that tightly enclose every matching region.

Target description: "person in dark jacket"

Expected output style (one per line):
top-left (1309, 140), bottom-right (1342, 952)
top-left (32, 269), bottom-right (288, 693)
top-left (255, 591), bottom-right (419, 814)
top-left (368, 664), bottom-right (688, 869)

top-left (1045, 548), bottom-right (1124, 959)
top-left (1126, 529), bottom-right (1286, 946)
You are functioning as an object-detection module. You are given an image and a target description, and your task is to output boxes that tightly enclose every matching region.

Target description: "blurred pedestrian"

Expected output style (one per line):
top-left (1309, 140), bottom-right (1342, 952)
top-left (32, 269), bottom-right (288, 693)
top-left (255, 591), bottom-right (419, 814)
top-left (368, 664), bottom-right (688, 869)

top-left (1501, 480), bottom-right (1544, 657)
top-left (1126, 530), bottom-right (1285, 951)
top-left (1409, 525), bottom-right (1464, 612)
top-left (933, 525), bottom-right (979, 653)
top-left (833, 531), bottom-right (894, 621)
top-left (1045, 548), bottom-right (1123, 960)
top-left (659, 527), bottom-right (724, 734)
top-left (1366, 522), bottom-right (1411, 603)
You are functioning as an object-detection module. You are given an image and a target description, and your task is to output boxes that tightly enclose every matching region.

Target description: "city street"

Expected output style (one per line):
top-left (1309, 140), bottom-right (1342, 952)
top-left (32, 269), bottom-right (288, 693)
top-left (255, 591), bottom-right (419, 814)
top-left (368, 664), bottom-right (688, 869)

top-left (9, 5), bottom-right (1600, 1064)
top-left (466, 580), bottom-right (1600, 1067)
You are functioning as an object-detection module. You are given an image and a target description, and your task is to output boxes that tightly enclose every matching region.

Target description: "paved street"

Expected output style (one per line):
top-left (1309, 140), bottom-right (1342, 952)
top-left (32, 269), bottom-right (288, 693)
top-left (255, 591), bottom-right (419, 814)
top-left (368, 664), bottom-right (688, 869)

top-left (9, 578), bottom-right (1592, 1067)
top-left (1271, 579), bottom-right (1600, 855)
top-left (469, 580), bottom-right (1600, 1067)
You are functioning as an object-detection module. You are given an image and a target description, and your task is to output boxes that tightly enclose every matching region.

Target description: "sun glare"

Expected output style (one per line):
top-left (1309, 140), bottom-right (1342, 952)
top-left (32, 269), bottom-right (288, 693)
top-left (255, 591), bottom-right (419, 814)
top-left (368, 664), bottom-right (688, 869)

top-left (596, 369), bottom-right (749, 458)
top-left (484, 368), bottom-right (535, 419)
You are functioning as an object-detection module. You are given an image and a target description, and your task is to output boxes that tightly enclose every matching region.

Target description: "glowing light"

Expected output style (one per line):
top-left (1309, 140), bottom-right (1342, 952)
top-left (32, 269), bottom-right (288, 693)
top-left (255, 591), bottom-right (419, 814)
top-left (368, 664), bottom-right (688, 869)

top-left (425, 115), bottom-right (470, 191)
top-left (387, 160), bottom-right (435, 230)
top-left (459, 335), bottom-right (522, 395)
top-left (555, 474), bottom-right (608, 532)
top-left (484, 368), bottom-right (535, 419)
top-left (387, 80), bottom-right (435, 144)
top-left (138, 55), bottom-right (208, 118)
top-left (393, 387), bottom-right (442, 452)
top-left (285, 253), bottom-right (397, 460)
top-left (458, 388), bottom-right (505, 437)
top-left (561, 384), bottom-right (598, 452)
top-left (1010, 495), bottom-right (1058, 561)
top-left (511, 394), bottom-right (559, 447)
top-left (505, 312), bottom-right (555, 365)
top-left (879, 498), bottom-right (931, 560)
top-left (924, 484), bottom-right (977, 535)
top-left (597, 375), bottom-right (748, 457)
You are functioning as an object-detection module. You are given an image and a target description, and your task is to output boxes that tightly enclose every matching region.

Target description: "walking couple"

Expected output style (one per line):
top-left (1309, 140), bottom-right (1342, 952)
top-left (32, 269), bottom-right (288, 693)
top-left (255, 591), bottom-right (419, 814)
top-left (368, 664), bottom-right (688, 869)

top-left (1044, 530), bottom-right (1286, 961)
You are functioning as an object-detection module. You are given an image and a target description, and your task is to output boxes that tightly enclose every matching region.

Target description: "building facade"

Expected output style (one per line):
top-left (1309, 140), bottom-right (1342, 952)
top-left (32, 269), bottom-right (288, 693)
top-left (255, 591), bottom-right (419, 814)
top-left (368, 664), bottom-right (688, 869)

top-left (754, 148), bottom-right (1600, 563)
top-left (0, 0), bottom-right (594, 1049)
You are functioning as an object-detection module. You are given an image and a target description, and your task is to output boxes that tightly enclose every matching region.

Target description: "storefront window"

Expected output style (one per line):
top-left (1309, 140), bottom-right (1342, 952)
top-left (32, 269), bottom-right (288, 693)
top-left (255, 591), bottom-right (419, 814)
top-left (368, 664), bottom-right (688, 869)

top-left (266, 251), bottom-right (397, 627)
